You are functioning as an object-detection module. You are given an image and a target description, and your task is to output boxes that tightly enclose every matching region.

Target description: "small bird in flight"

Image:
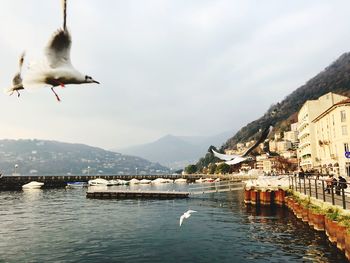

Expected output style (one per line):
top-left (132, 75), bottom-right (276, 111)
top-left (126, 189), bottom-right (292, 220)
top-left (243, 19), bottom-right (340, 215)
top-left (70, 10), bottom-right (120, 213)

top-left (5, 52), bottom-right (25, 97)
top-left (179, 210), bottom-right (197, 227)
top-left (23, 0), bottom-right (99, 101)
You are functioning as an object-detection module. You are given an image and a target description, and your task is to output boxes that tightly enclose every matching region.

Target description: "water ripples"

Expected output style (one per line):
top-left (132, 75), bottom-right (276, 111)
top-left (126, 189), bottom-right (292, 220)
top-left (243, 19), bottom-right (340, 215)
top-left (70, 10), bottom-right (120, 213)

top-left (0, 186), bottom-right (348, 262)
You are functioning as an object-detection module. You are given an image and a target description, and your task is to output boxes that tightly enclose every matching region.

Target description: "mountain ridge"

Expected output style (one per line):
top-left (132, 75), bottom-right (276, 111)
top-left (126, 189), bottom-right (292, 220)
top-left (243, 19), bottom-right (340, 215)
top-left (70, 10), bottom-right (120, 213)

top-left (118, 132), bottom-right (232, 169)
top-left (195, 52), bottom-right (350, 170)
top-left (0, 139), bottom-right (169, 175)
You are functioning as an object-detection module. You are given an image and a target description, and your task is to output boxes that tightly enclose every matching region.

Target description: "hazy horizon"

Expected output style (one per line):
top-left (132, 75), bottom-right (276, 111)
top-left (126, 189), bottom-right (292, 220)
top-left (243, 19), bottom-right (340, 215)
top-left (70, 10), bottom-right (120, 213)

top-left (1, 1), bottom-right (350, 149)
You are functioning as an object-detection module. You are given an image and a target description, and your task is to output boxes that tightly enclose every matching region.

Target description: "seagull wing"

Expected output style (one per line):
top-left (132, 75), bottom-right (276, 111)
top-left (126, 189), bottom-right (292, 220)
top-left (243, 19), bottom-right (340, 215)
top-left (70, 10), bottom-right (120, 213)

top-left (242, 126), bottom-right (273, 157)
top-left (212, 149), bottom-right (238, 161)
top-left (179, 214), bottom-right (185, 226)
top-left (225, 157), bottom-right (247, 165)
top-left (44, 29), bottom-right (72, 68)
top-left (12, 52), bottom-right (25, 86)
top-left (187, 210), bottom-right (197, 214)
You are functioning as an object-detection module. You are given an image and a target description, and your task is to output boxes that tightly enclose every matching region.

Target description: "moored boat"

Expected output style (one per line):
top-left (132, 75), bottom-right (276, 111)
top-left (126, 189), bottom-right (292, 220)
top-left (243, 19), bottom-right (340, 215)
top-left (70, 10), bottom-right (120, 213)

top-left (195, 178), bottom-right (204, 183)
top-left (129, 178), bottom-right (140, 185)
top-left (88, 178), bottom-right (112, 186)
top-left (139, 179), bottom-right (152, 184)
top-left (174, 178), bottom-right (187, 184)
top-left (22, 181), bottom-right (44, 189)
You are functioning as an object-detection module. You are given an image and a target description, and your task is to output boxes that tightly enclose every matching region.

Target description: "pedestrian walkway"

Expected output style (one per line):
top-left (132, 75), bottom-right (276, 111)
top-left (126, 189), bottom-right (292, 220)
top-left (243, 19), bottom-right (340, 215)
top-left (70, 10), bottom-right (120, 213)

top-left (289, 175), bottom-right (350, 209)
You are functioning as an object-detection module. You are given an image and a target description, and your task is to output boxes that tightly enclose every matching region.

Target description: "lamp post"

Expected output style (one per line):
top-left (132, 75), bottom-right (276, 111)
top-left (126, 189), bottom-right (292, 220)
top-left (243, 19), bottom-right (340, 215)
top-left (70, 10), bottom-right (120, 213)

top-left (135, 167), bottom-right (138, 176)
top-left (14, 164), bottom-right (18, 175)
top-left (87, 166), bottom-right (90, 176)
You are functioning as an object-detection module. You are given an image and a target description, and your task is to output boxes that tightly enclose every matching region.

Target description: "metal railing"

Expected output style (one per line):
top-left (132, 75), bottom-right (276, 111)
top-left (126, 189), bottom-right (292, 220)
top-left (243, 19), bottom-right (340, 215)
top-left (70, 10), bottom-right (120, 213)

top-left (189, 180), bottom-right (244, 195)
top-left (289, 174), bottom-right (350, 209)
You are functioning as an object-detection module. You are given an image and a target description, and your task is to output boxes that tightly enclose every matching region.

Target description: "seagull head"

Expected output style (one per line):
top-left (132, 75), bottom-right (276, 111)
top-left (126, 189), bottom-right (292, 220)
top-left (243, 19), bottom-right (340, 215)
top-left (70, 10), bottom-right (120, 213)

top-left (84, 75), bottom-right (100, 84)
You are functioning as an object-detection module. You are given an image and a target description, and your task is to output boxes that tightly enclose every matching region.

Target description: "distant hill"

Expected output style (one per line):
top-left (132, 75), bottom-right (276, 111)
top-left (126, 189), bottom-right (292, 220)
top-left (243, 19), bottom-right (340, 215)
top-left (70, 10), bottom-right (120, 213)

top-left (118, 132), bottom-right (232, 169)
top-left (0, 139), bottom-right (169, 176)
top-left (196, 52), bottom-right (350, 170)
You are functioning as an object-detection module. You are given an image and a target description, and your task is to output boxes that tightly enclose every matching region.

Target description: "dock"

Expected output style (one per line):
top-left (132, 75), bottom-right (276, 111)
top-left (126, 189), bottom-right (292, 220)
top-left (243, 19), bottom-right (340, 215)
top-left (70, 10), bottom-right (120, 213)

top-left (86, 189), bottom-right (190, 199)
top-left (0, 174), bottom-right (181, 190)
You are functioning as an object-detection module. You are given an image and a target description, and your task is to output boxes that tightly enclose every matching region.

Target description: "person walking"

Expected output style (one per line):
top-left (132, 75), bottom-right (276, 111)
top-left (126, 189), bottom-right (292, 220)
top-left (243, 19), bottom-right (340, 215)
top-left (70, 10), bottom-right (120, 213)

top-left (336, 176), bottom-right (347, 195)
top-left (325, 174), bottom-right (334, 194)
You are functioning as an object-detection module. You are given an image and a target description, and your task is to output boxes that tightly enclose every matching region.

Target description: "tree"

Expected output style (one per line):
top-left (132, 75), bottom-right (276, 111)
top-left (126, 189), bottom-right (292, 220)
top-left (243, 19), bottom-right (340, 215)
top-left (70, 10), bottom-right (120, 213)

top-left (215, 163), bottom-right (230, 174)
top-left (208, 163), bottom-right (217, 174)
top-left (185, 164), bottom-right (197, 174)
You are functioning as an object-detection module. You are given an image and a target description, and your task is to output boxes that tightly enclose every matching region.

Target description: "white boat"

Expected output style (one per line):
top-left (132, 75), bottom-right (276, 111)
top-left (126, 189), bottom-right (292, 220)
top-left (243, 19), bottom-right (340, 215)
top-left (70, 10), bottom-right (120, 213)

top-left (195, 178), bottom-right (204, 183)
top-left (174, 178), bottom-right (187, 184)
top-left (88, 178), bottom-right (112, 186)
top-left (66, 182), bottom-right (88, 188)
top-left (152, 178), bottom-right (167, 184)
top-left (129, 178), bottom-right (140, 185)
top-left (22, 181), bottom-right (44, 189)
top-left (118, 179), bottom-right (130, 185)
top-left (108, 179), bottom-right (120, 185)
top-left (139, 179), bottom-right (152, 184)
top-left (203, 178), bottom-right (215, 183)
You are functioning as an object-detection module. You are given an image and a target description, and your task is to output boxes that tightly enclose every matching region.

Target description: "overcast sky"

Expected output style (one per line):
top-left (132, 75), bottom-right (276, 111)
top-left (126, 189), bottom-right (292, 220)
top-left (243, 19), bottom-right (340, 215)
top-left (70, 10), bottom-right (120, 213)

top-left (1, 0), bottom-right (350, 150)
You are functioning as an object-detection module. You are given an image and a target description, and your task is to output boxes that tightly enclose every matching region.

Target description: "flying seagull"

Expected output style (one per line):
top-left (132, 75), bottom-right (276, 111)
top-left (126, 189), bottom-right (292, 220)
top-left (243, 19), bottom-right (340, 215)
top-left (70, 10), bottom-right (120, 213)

top-left (179, 210), bottom-right (197, 227)
top-left (23, 0), bottom-right (99, 101)
top-left (212, 125), bottom-right (273, 165)
top-left (5, 52), bottom-right (25, 97)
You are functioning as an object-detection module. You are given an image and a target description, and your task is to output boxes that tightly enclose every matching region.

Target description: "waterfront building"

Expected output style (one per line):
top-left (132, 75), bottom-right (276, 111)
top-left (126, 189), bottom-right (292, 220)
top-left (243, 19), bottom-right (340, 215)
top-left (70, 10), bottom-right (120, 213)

top-left (236, 143), bottom-right (244, 151)
top-left (269, 140), bottom-right (278, 152)
top-left (297, 92), bottom-right (348, 170)
top-left (255, 154), bottom-right (268, 171)
top-left (284, 130), bottom-right (298, 143)
top-left (291, 122), bottom-right (298, 132)
top-left (282, 150), bottom-right (297, 159)
top-left (276, 141), bottom-right (293, 153)
top-left (312, 98), bottom-right (350, 177)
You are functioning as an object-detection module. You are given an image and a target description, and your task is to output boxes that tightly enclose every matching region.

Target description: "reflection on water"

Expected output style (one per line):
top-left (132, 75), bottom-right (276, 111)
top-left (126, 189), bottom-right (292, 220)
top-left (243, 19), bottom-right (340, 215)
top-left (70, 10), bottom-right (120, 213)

top-left (243, 205), bottom-right (346, 262)
top-left (0, 185), bottom-right (348, 263)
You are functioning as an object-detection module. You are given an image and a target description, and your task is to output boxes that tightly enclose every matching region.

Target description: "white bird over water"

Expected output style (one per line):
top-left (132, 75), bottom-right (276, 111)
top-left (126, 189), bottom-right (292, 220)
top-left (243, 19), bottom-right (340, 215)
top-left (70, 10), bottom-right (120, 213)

top-left (179, 210), bottom-right (197, 227)
top-left (23, 0), bottom-right (99, 101)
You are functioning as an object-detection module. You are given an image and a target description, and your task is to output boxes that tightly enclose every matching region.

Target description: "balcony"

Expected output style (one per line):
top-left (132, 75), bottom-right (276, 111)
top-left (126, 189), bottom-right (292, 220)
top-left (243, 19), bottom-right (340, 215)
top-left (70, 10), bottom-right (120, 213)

top-left (298, 141), bottom-right (311, 150)
top-left (298, 120), bottom-right (309, 132)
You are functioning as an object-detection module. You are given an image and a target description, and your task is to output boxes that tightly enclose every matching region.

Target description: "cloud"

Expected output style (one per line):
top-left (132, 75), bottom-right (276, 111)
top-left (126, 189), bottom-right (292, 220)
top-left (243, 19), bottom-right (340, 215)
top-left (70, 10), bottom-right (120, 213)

top-left (0, 0), bottom-right (350, 149)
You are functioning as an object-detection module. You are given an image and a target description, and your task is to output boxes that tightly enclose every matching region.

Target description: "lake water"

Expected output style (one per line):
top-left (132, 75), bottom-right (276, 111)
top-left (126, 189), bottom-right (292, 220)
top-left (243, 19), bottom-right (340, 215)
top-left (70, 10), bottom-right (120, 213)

top-left (0, 183), bottom-right (347, 263)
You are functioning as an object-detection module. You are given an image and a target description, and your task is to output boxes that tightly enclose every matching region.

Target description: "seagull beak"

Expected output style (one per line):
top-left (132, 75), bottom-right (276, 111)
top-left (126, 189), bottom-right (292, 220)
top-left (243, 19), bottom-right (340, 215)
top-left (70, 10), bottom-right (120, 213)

top-left (93, 80), bottom-right (100, 84)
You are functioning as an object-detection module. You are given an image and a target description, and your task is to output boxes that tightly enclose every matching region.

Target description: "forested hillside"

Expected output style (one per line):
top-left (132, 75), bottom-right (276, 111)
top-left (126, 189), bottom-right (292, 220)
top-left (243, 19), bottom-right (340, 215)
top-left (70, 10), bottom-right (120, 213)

top-left (196, 52), bottom-right (350, 170)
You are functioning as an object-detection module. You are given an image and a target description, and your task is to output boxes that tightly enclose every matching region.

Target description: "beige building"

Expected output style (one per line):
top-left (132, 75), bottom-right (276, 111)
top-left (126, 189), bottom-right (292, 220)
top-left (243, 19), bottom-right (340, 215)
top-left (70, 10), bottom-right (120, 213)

top-left (269, 140), bottom-right (277, 152)
top-left (312, 98), bottom-right (350, 177)
top-left (291, 122), bottom-right (298, 132)
top-left (297, 92), bottom-right (348, 170)
top-left (284, 130), bottom-right (298, 143)
top-left (277, 141), bottom-right (293, 153)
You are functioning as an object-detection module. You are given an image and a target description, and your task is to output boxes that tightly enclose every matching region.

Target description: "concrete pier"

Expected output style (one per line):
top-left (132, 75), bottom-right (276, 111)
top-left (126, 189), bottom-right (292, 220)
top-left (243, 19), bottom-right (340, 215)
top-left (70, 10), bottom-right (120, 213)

top-left (86, 190), bottom-right (190, 199)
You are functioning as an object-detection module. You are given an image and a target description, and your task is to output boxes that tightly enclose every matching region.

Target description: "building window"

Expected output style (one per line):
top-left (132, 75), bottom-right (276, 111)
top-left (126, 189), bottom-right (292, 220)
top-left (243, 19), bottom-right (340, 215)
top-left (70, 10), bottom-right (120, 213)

top-left (342, 125), bottom-right (348, 136)
top-left (345, 143), bottom-right (349, 152)
top-left (341, 110), bottom-right (346, 122)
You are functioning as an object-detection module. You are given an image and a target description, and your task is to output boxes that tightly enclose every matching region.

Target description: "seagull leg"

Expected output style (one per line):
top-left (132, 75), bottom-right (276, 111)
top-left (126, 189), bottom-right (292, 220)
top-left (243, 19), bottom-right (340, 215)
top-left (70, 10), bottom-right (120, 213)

top-left (16, 90), bottom-right (20, 97)
top-left (53, 79), bottom-right (65, 88)
top-left (51, 87), bottom-right (61, 102)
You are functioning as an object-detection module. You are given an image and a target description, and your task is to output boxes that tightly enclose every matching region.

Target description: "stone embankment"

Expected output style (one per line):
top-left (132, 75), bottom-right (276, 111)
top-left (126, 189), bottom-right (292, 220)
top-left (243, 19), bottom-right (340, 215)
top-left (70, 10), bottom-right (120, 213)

top-left (244, 176), bottom-right (350, 261)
